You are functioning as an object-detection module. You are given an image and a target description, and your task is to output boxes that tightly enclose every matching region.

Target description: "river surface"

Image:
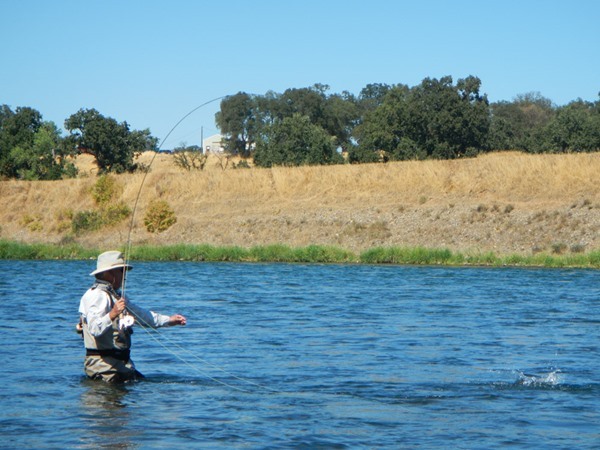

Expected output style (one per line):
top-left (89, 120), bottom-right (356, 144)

top-left (0, 260), bottom-right (598, 449)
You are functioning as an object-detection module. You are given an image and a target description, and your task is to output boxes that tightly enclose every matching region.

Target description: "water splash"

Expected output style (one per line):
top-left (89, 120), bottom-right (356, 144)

top-left (515, 369), bottom-right (562, 387)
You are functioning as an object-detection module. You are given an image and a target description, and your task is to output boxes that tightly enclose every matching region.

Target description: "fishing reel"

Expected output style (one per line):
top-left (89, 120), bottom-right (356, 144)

top-left (119, 314), bottom-right (135, 334)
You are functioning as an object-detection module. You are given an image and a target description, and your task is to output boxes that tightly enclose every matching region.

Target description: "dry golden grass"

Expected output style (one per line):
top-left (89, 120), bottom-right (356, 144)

top-left (1, 151), bottom-right (599, 255)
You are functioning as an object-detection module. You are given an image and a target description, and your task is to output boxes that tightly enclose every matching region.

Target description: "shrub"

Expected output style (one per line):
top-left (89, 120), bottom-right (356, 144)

top-left (345, 221), bottom-right (391, 240)
top-left (103, 203), bottom-right (132, 226)
top-left (144, 200), bottom-right (177, 233)
top-left (91, 174), bottom-right (120, 206)
top-left (71, 203), bottom-right (131, 235)
top-left (233, 159), bottom-right (251, 169)
top-left (173, 151), bottom-right (207, 171)
top-left (570, 244), bottom-right (586, 253)
top-left (72, 210), bottom-right (104, 234)
top-left (551, 242), bottom-right (567, 254)
top-left (21, 214), bottom-right (43, 232)
top-left (55, 209), bottom-right (74, 233)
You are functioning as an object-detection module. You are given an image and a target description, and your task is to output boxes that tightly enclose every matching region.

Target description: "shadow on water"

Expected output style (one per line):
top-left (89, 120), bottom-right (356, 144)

top-left (78, 378), bottom-right (141, 449)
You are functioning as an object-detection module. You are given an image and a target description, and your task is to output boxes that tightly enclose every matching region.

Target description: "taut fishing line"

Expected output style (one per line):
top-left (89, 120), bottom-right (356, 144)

top-left (117, 95), bottom-right (281, 393)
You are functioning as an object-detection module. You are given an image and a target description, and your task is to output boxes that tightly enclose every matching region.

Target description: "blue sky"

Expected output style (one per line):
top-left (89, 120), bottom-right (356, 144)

top-left (2, 0), bottom-right (598, 149)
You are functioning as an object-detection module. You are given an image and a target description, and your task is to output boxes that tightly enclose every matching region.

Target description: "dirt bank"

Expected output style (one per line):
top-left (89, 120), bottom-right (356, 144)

top-left (1, 151), bottom-right (599, 256)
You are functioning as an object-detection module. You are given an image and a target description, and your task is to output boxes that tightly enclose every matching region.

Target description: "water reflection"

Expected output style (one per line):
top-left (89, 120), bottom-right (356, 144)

top-left (79, 380), bottom-right (139, 449)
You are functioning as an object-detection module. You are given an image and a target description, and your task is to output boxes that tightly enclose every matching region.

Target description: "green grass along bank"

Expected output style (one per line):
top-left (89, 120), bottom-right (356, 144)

top-left (1, 240), bottom-right (599, 268)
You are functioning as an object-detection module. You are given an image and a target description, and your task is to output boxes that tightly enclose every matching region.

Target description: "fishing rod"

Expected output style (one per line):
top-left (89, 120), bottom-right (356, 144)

top-left (115, 94), bottom-right (284, 393)
top-left (121, 95), bottom-right (228, 296)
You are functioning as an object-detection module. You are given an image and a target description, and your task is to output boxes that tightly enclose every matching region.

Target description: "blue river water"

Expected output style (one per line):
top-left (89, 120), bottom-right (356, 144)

top-left (0, 260), bottom-right (598, 449)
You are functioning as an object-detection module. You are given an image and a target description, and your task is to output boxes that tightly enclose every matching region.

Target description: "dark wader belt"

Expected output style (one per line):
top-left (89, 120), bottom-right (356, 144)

top-left (86, 348), bottom-right (131, 362)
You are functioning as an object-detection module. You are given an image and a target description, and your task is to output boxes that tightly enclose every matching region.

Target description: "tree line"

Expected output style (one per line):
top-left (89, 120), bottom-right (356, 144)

top-left (217, 76), bottom-right (600, 166)
top-left (1, 75), bottom-right (599, 179)
top-left (0, 107), bottom-right (157, 180)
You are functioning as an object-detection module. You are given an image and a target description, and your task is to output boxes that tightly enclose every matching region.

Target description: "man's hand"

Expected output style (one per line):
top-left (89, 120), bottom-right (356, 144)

top-left (109, 298), bottom-right (127, 320)
top-left (168, 314), bottom-right (187, 326)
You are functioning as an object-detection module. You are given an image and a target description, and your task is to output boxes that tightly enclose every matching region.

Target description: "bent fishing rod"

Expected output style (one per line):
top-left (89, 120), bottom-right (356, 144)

top-left (112, 95), bottom-right (282, 393)
top-left (114, 94), bottom-right (288, 394)
top-left (120, 95), bottom-right (229, 296)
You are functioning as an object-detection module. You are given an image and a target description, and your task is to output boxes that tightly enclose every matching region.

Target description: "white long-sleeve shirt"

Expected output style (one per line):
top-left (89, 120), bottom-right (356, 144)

top-left (79, 282), bottom-right (171, 349)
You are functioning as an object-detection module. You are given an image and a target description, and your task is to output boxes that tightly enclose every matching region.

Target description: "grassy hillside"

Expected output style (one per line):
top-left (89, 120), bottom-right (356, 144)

top-left (1, 151), bottom-right (599, 259)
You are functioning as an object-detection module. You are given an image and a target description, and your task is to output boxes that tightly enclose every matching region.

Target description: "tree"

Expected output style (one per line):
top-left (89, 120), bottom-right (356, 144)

top-left (130, 129), bottom-right (158, 153)
top-left (254, 90), bottom-right (281, 129)
top-left (352, 85), bottom-right (414, 162)
top-left (0, 105), bottom-right (75, 180)
top-left (64, 108), bottom-right (155, 173)
top-left (322, 91), bottom-right (360, 152)
top-left (215, 92), bottom-right (257, 157)
top-left (354, 76), bottom-right (490, 161)
top-left (489, 92), bottom-right (554, 151)
top-left (0, 105), bottom-right (17, 176)
top-left (539, 99), bottom-right (600, 152)
top-left (0, 106), bottom-right (42, 177)
top-left (253, 114), bottom-right (341, 167)
top-left (216, 85), bottom-right (360, 158)
top-left (406, 75), bottom-right (490, 158)
top-left (266, 85), bottom-right (359, 151)
top-left (277, 85), bottom-right (328, 123)
top-left (357, 83), bottom-right (392, 113)
top-left (13, 122), bottom-right (77, 180)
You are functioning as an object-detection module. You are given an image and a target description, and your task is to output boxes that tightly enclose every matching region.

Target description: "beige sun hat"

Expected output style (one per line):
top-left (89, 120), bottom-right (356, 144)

top-left (90, 251), bottom-right (133, 276)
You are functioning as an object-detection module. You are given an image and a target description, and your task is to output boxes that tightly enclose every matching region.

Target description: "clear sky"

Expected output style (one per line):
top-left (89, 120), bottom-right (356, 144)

top-left (1, 0), bottom-right (598, 149)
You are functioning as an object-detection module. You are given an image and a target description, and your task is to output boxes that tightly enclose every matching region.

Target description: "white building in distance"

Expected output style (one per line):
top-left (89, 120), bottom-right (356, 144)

top-left (203, 134), bottom-right (224, 153)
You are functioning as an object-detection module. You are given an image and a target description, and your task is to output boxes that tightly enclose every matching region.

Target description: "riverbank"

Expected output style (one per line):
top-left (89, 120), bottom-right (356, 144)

top-left (2, 239), bottom-right (599, 268)
top-left (1, 151), bottom-right (599, 266)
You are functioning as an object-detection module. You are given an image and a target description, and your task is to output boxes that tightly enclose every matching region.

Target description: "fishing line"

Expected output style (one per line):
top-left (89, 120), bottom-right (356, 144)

top-left (126, 303), bottom-right (412, 406)
top-left (116, 94), bottom-right (284, 393)
top-left (127, 311), bottom-right (252, 393)
top-left (126, 308), bottom-right (281, 393)
top-left (121, 95), bottom-right (229, 296)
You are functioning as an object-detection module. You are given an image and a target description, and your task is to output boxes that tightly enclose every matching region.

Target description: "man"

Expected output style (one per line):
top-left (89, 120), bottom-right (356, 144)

top-left (79, 250), bottom-right (186, 382)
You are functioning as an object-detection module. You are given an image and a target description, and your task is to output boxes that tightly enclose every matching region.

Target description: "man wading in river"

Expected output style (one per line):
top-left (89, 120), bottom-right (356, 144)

top-left (78, 251), bottom-right (187, 382)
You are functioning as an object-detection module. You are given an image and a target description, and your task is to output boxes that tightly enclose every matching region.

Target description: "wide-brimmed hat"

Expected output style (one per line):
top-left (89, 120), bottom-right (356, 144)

top-left (90, 251), bottom-right (133, 276)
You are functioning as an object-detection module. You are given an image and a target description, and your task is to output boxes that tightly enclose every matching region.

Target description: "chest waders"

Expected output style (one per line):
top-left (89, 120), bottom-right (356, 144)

top-left (81, 281), bottom-right (141, 382)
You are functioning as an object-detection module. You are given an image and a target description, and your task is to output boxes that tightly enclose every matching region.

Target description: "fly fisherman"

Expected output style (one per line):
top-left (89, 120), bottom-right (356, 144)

top-left (78, 250), bottom-right (187, 382)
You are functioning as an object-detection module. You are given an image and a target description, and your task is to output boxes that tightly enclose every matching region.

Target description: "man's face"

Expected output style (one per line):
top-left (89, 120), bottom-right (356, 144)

top-left (108, 267), bottom-right (125, 290)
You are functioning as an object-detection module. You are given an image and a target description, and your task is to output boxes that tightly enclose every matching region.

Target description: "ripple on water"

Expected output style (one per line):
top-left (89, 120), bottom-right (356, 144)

top-left (0, 262), bottom-right (599, 449)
